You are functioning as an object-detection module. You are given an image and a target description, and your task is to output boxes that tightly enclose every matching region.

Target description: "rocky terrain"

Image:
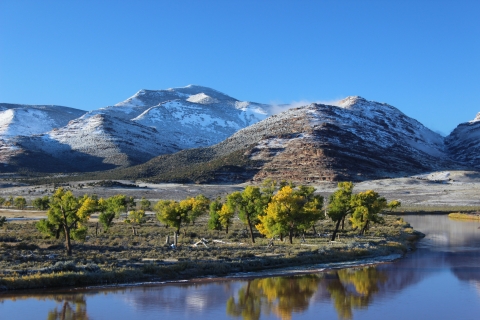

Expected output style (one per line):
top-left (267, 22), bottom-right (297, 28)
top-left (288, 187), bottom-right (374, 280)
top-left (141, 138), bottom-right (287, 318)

top-left (446, 112), bottom-right (480, 168)
top-left (94, 97), bottom-right (465, 184)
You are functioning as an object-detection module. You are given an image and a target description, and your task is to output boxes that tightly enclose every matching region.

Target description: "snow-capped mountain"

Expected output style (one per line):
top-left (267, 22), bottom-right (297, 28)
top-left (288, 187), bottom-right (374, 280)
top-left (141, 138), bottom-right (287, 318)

top-left (0, 86), bottom-right (270, 173)
top-left (114, 97), bottom-right (461, 183)
top-left (6, 114), bottom-right (180, 172)
top-left (1, 88), bottom-right (478, 179)
top-left (84, 85), bottom-right (269, 149)
top-left (445, 112), bottom-right (480, 168)
top-left (0, 103), bottom-right (86, 137)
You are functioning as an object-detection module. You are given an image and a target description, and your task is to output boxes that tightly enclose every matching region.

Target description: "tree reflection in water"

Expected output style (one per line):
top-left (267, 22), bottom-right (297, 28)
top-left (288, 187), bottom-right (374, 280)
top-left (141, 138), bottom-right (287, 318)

top-left (47, 294), bottom-right (89, 320)
top-left (326, 267), bottom-right (387, 320)
top-left (226, 267), bottom-right (387, 320)
top-left (226, 275), bottom-right (321, 320)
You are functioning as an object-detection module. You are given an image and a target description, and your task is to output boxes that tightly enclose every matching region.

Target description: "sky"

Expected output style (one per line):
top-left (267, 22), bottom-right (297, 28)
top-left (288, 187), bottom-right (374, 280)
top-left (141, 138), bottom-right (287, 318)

top-left (1, 0), bottom-right (479, 135)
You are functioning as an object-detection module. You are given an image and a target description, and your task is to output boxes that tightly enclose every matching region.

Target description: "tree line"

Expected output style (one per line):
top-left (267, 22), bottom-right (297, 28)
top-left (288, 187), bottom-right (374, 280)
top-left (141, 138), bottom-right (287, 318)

top-left (27, 181), bottom-right (399, 256)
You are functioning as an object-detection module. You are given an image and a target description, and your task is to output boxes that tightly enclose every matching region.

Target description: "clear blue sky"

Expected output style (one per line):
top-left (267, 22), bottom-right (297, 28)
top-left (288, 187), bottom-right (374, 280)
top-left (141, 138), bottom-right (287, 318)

top-left (1, 0), bottom-right (479, 135)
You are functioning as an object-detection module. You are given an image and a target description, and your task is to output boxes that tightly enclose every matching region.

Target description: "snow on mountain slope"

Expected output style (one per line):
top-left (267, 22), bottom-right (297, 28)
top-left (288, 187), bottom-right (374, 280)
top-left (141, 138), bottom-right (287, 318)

top-left (0, 103), bottom-right (86, 137)
top-left (124, 97), bottom-right (459, 183)
top-left (446, 113), bottom-right (480, 168)
top-left (85, 85), bottom-right (269, 125)
top-left (11, 114), bottom-right (180, 172)
top-left (132, 98), bottom-right (267, 149)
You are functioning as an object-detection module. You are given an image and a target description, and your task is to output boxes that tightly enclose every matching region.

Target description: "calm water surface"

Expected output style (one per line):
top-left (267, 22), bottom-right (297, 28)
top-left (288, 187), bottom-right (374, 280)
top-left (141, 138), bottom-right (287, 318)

top-left (2, 215), bottom-right (480, 320)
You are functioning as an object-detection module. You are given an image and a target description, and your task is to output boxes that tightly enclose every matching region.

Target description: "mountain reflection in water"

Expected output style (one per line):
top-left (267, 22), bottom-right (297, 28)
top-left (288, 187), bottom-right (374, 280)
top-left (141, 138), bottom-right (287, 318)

top-left (1, 215), bottom-right (480, 319)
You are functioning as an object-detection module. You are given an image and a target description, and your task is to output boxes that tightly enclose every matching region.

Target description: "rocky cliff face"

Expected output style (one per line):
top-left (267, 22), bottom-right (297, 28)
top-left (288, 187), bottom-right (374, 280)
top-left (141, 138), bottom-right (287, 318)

top-left (445, 113), bottom-right (480, 168)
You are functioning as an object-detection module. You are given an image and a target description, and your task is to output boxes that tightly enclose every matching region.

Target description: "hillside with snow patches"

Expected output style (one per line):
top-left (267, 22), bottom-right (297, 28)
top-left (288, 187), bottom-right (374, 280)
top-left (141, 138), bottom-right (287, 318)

top-left (0, 86), bottom-right (271, 172)
top-left (0, 87), bottom-right (478, 178)
top-left (446, 112), bottom-right (480, 168)
top-left (0, 103), bottom-right (86, 137)
top-left (102, 96), bottom-right (467, 183)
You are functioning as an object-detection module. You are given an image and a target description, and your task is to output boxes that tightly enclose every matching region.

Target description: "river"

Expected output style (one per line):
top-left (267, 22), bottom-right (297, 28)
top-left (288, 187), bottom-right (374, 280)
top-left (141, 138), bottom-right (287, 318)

top-left (1, 215), bottom-right (480, 320)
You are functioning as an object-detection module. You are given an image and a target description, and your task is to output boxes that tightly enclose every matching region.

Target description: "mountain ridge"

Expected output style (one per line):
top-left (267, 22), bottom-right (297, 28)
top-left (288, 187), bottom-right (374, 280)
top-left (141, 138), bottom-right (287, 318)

top-left (0, 87), bottom-right (478, 183)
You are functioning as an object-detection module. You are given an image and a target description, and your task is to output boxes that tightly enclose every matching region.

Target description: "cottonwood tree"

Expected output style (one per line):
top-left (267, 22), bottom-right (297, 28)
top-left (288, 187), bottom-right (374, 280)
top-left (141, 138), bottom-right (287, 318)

top-left (98, 195), bottom-right (127, 230)
top-left (0, 216), bottom-right (6, 227)
top-left (180, 195), bottom-right (210, 226)
top-left (256, 185), bottom-right (323, 244)
top-left (36, 188), bottom-right (97, 256)
top-left (14, 196), bottom-right (27, 210)
top-left (226, 186), bottom-right (265, 244)
top-left (125, 210), bottom-right (145, 235)
top-left (208, 199), bottom-right (223, 232)
top-left (218, 203), bottom-right (235, 234)
top-left (350, 190), bottom-right (387, 236)
top-left (154, 195), bottom-right (209, 235)
top-left (139, 197), bottom-right (151, 211)
top-left (327, 182), bottom-right (354, 241)
top-left (32, 196), bottom-right (50, 210)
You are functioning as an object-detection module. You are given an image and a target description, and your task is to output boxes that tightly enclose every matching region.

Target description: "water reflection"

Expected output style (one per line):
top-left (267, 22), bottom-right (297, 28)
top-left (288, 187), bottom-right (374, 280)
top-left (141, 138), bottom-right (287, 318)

top-left (2, 215), bottom-right (480, 320)
top-left (227, 275), bottom-right (321, 320)
top-left (47, 294), bottom-right (89, 320)
top-left (325, 268), bottom-right (387, 320)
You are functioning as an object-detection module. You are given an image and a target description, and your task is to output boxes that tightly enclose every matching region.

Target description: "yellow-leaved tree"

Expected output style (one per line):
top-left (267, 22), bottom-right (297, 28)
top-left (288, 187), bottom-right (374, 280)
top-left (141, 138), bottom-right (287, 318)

top-left (36, 188), bottom-right (97, 256)
top-left (349, 190), bottom-right (389, 235)
top-left (256, 185), bottom-right (323, 244)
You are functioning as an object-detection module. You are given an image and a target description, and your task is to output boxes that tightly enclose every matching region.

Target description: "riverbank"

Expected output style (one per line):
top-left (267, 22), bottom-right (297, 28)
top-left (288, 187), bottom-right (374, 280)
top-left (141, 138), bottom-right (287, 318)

top-left (0, 215), bottom-right (424, 291)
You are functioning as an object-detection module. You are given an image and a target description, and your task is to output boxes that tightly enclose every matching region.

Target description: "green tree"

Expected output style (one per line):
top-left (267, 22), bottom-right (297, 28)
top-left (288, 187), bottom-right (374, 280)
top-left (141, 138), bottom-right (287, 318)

top-left (36, 188), bottom-right (97, 255)
top-left (180, 194), bottom-right (210, 225)
top-left (219, 203), bottom-right (235, 234)
top-left (208, 199), bottom-right (223, 232)
top-left (125, 210), bottom-right (145, 235)
top-left (125, 196), bottom-right (136, 211)
top-left (256, 186), bottom-right (323, 244)
top-left (0, 216), bottom-right (6, 227)
top-left (327, 182), bottom-right (355, 241)
top-left (32, 196), bottom-right (50, 210)
top-left (350, 190), bottom-right (387, 235)
top-left (155, 195), bottom-right (210, 235)
top-left (97, 195), bottom-right (126, 230)
top-left (226, 186), bottom-right (265, 243)
top-left (139, 197), bottom-right (151, 211)
top-left (0, 197), bottom-right (5, 207)
top-left (14, 196), bottom-right (27, 210)
top-left (154, 200), bottom-right (183, 234)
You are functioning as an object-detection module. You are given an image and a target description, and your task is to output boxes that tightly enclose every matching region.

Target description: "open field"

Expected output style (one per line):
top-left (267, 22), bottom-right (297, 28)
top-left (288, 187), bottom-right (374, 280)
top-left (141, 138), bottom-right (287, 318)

top-left (0, 170), bottom-right (478, 291)
top-left (0, 214), bottom-right (421, 291)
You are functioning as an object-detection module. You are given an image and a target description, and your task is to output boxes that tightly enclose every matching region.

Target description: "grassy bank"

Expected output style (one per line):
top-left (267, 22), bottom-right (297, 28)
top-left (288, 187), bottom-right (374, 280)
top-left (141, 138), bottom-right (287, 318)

top-left (0, 215), bottom-right (423, 291)
top-left (448, 212), bottom-right (480, 221)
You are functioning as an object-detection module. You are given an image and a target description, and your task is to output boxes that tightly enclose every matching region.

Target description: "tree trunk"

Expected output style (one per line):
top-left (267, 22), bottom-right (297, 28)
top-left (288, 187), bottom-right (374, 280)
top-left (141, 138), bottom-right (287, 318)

top-left (246, 216), bottom-right (255, 243)
top-left (312, 225), bottom-right (317, 236)
top-left (288, 228), bottom-right (293, 244)
top-left (225, 225), bottom-right (229, 234)
top-left (331, 219), bottom-right (342, 241)
top-left (64, 225), bottom-right (72, 256)
top-left (132, 226), bottom-right (136, 235)
top-left (280, 234), bottom-right (283, 242)
top-left (341, 216), bottom-right (345, 230)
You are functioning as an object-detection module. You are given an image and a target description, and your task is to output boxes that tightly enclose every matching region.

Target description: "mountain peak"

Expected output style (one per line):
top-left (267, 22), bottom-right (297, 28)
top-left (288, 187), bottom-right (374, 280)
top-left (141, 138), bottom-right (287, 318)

top-left (470, 112), bottom-right (480, 123)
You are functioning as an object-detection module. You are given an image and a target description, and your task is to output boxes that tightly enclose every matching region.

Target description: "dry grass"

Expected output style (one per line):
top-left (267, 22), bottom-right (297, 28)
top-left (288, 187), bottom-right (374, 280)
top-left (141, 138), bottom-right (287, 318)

top-left (0, 215), bottom-right (422, 291)
top-left (448, 212), bottom-right (480, 221)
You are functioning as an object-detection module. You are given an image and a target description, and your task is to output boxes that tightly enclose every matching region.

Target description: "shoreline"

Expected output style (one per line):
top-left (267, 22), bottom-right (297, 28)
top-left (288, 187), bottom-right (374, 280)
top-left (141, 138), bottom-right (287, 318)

top-left (0, 229), bottom-right (424, 293)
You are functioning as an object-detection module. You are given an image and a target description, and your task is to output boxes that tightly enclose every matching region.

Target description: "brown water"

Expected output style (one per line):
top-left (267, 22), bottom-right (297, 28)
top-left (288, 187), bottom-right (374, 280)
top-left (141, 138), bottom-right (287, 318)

top-left (1, 215), bottom-right (480, 320)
